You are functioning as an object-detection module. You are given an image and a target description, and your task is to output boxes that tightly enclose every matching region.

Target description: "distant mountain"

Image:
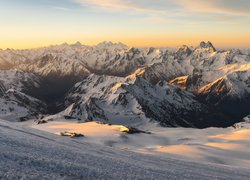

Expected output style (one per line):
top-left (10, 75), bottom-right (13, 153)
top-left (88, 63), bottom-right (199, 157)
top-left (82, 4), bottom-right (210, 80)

top-left (0, 41), bottom-right (249, 127)
top-left (0, 42), bottom-right (162, 77)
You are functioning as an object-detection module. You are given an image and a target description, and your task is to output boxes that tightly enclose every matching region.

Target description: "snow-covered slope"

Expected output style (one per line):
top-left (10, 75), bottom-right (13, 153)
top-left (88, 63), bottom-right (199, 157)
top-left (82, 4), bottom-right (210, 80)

top-left (0, 70), bottom-right (46, 121)
top-left (0, 89), bottom-right (46, 121)
top-left (197, 70), bottom-right (250, 98)
top-left (197, 70), bottom-right (250, 118)
top-left (64, 74), bottom-right (150, 127)
top-left (0, 69), bottom-right (40, 92)
top-left (1, 120), bottom-right (250, 180)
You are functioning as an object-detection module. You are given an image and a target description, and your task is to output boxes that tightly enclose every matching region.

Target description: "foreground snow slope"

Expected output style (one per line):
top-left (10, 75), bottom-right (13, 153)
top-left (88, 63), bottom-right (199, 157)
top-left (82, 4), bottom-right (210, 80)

top-left (1, 119), bottom-right (250, 180)
top-left (34, 120), bottom-right (250, 168)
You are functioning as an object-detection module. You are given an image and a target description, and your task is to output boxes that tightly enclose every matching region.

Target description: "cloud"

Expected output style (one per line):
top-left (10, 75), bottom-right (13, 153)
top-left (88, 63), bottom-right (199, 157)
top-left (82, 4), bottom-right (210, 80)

top-left (70, 0), bottom-right (250, 23)
top-left (53, 6), bottom-right (70, 11)
top-left (178, 0), bottom-right (250, 16)
top-left (72, 0), bottom-right (151, 12)
top-left (71, 0), bottom-right (250, 15)
top-left (211, 0), bottom-right (250, 15)
top-left (71, 0), bottom-right (179, 15)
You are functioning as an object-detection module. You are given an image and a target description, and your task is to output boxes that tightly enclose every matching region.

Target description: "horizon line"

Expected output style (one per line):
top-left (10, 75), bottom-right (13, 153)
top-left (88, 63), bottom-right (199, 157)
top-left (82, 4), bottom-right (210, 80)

top-left (1, 40), bottom-right (250, 51)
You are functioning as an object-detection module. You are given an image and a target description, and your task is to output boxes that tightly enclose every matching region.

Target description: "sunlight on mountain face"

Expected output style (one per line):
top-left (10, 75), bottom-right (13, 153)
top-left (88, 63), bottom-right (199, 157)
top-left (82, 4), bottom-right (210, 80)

top-left (169, 76), bottom-right (188, 90)
top-left (110, 67), bottom-right (147, 93)
top-left (209, 51), bottom-right (217, 57)
top-left (112, 82), bottom-right (123, 91)
top-left (126, 68), bottom-right (146, 81)
top-left (196, 77), bottom-right (226, 94)
top-left (220, 64), bottom-right (250, 74)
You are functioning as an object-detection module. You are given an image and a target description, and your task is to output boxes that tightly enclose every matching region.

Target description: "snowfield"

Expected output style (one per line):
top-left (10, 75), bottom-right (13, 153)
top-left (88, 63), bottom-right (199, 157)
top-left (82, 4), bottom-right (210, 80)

top-left (1, 119), bottom-right (250, 179)
top-left (33, 120), bottom-right (250, 168)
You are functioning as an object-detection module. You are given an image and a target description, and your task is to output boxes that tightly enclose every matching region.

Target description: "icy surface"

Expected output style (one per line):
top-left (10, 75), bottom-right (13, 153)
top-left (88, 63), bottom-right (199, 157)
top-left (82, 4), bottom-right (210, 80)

top-left (1, 119), bottom-right (250, 179)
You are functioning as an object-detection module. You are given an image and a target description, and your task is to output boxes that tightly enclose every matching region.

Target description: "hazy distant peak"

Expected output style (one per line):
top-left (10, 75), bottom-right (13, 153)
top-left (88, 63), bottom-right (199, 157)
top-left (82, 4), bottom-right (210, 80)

top-left (72, 41), bottom-right (82, 46)
top-left (176, 45), bottom-right (192, 56)
top-left (61, 42), bottom-right (69, 46)
top-left (96, 41), bottom-right (128, 49)
top-left (198, 41), bottom-right (216, 52)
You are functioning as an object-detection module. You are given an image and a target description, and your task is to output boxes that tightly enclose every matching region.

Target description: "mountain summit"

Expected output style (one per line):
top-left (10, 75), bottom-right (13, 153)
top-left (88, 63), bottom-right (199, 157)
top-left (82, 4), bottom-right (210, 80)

top-left (198, 41), bottom-right (216, 53)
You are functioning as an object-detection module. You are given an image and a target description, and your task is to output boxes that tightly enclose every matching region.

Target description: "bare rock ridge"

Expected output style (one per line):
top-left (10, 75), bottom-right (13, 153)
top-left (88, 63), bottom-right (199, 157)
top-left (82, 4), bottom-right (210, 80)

top-left (0, 41), bottom-right (249, 128)
top-left (199, 41), bottom-right (216, 52)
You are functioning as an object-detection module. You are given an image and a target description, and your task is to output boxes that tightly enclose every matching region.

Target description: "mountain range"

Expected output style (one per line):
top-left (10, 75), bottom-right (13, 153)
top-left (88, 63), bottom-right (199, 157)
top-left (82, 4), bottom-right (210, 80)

top-left (0, 41), bottom-right (249, 128)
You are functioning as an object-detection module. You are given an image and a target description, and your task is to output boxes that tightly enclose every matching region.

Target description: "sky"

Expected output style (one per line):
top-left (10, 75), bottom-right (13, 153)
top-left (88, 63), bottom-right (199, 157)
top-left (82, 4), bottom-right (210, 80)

top-left (0, 0), bottom-right (250, 49)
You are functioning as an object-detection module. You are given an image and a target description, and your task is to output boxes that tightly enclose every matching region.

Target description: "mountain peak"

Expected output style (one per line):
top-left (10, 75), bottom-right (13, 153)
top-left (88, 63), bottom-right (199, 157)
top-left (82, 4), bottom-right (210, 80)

top-left (198, 41), bottom-right (216, 52)
top-left (59, 42), bottom-right (69, 46)
top-left (97, 41), bottom-right (113, 45)
top-left (176, 45), bottom-right (192, 56)
top-left (96, 41), bottom-right (127, 49)
top-left (73, 41), bottom-right (82, 46)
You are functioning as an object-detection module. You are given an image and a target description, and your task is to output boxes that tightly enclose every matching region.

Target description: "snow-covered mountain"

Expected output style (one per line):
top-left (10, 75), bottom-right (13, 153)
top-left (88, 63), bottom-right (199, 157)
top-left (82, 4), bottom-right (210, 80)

top-left (0, 41), bottom-right (249, 80)
top-left (0, 42), bottom-right (163, 77)
top-left (0, 41), bottom-right (249, 127)
top-left (0, 69), bottom-right (40, 92)
top-left (0, 70), bottom-right (46, 121)
top-left (197, 70), bottom-right (250, 118)
top-left (62, 71), bottom-right (233, 128)
top-left (63, 74), bottom-right (149, 126)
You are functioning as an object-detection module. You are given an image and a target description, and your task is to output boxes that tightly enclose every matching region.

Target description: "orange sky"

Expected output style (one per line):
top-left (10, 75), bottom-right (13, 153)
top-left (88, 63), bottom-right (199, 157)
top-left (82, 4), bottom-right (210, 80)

top-left (0, 0), bottom-right (250, 49)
